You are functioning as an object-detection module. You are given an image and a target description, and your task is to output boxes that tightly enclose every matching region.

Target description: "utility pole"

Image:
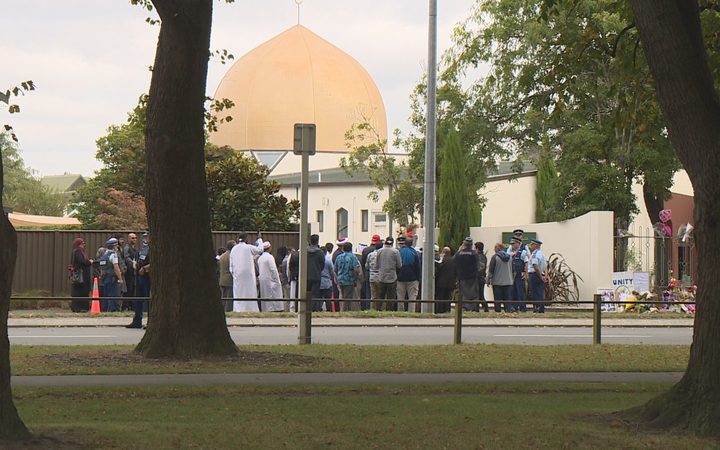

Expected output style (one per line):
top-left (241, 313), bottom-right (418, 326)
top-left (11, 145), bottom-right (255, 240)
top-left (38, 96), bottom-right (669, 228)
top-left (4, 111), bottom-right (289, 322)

top-left (420, 0), bottom-right (438, 313)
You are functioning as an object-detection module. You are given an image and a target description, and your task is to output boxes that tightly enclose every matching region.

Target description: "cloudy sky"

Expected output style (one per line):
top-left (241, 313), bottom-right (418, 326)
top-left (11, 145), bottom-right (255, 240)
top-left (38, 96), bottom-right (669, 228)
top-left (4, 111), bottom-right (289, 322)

top-left (2, 0), bottom-right (477, 177)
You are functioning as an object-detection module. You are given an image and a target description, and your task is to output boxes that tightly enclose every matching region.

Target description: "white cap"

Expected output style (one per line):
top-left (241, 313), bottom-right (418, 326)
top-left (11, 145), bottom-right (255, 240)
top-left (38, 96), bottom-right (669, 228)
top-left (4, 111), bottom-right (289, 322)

top-left (263, 241), bottom-right (271, 249)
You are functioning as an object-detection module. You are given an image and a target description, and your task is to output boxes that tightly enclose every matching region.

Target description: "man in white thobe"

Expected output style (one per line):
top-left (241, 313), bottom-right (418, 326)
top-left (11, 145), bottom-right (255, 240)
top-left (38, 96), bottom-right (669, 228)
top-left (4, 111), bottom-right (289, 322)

top-left (229, 232), bottom-right (264, 312)
top-left (258, 241), bottom-right (284, 312)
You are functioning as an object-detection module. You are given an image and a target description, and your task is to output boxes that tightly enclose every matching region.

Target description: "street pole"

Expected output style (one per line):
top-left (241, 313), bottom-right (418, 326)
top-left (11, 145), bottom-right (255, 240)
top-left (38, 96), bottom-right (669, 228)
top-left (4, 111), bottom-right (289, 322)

top-left (420, 0), bottom-right (437, 313)
top-left (294, 124), bottom-right (315, 345)
top-left (297, 150), bottom-right (311, 344)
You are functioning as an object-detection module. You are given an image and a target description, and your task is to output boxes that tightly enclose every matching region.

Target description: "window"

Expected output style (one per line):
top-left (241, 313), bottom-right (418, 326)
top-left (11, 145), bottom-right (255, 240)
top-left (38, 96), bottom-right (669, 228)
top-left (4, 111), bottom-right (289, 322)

top-left (361, 209), bottom-right (369, 232)
top-left (316, 210), bottom-right (324, 233)
top-left (336, 208), bottom-right (348, 239)
top-left (374, 212), bottom-right (387, 224)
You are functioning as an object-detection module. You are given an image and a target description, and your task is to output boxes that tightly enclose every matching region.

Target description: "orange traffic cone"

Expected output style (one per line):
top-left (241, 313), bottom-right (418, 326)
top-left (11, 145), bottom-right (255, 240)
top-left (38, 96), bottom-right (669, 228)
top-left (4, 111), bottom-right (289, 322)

top-left (90, 277), bottom-right (101, 314)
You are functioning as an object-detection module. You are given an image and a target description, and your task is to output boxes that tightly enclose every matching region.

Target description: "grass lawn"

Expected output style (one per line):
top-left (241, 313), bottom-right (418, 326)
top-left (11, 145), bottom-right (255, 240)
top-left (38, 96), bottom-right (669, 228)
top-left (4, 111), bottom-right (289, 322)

top-left (10, 344), bottom-right (689, 376)
top-left (13, 383), bottom-right (716, 449)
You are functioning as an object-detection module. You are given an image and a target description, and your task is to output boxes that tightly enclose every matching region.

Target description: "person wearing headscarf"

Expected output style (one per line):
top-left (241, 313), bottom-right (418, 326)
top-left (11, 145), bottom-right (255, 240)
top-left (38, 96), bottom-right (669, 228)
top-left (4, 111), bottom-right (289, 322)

top-left (70, 237), bottom-right (93, 312)
top-left (257, 241), bottom-right (284, 312)
top-left (229, 232), bottom-right (264, 312)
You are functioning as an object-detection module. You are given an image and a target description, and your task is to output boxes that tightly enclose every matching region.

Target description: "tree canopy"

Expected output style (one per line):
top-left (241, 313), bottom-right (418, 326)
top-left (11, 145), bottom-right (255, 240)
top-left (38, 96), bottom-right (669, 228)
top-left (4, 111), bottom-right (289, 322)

top-left (438, 0), bottom-right (685, 228)
top-left (1, 133), bottom-right (65, 216)
top-left (73, 101), bottom-right (298, 231)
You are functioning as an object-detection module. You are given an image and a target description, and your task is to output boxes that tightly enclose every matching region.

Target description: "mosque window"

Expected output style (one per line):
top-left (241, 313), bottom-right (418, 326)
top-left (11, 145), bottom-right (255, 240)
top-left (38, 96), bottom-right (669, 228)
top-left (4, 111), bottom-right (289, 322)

top-left (361, 210), bottom-right (369, 232)
top-left (337, 208), bottom-right (348, 239)
top-left (317, 210), bottom-right (324, 232)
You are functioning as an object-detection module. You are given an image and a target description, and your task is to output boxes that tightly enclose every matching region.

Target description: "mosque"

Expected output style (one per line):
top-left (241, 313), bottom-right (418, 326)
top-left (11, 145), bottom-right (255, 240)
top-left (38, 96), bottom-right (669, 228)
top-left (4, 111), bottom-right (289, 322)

top-left (210, 22), bottom-right (537, 246)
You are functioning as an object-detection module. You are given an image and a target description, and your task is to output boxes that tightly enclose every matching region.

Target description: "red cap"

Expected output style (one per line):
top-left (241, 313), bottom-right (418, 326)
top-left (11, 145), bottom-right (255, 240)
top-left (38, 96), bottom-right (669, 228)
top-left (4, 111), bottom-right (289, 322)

top-left (371, 234), bottom-right (381, 243)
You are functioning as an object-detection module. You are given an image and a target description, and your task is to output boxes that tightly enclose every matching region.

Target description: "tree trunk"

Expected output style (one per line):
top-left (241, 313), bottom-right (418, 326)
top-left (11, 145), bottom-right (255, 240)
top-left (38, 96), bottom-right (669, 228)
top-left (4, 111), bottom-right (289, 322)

top-left (136, 0), bottom-right (237, 358)
top-left (629, 0), bottom-right (720, 436)
top-left (0, 155), bottom-right (30, 440)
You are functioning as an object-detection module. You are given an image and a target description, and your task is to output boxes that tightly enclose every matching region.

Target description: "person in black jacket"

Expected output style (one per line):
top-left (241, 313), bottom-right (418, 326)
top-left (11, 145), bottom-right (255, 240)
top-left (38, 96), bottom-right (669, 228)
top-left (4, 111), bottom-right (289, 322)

top-left (70, 238), bottom-right (93, 312)
top-left (289, 234), bottom-right (326, 311)
top-left (454, 237), bottom-right (480, 312)
top-left (435, 247), bottom-right (456, 313)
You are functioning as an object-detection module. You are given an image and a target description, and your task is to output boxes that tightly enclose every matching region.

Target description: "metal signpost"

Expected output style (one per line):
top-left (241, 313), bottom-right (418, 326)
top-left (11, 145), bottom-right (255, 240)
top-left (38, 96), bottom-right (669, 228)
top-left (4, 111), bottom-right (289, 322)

top-left (293, 123), bottom-right (316, 344)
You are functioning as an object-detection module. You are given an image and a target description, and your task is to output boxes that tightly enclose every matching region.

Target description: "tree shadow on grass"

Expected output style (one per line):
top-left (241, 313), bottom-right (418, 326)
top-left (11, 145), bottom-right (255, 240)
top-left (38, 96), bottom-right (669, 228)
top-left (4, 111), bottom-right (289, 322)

top-left (41, 349), bottom-right (325, 370)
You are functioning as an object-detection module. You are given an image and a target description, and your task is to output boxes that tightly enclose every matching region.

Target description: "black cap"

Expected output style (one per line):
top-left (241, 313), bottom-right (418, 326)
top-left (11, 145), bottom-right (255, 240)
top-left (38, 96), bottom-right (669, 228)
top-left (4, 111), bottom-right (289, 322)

top-left (511, 237), bottom-right (523, 244)
top-left (397, 235), bottom-right (406, 243)
top-left (385, 237), bottom-right (394, 245)
top-left (463, 237), bottom-right (473, 244)
top-left (530, 239), bottom-right (543, 245)
top-left (513, 229), bottom-right (524, 235)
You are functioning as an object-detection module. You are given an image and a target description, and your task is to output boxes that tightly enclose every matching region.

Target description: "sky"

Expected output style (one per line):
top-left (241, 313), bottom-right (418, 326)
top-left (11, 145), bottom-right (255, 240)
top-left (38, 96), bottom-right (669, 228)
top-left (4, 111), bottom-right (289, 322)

top-left (1, 0), bottom-right (477, 178)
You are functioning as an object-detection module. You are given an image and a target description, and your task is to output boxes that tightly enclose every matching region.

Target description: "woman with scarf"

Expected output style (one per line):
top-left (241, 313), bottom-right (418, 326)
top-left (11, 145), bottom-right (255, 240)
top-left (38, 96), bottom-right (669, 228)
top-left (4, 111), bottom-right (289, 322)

top-left (70, 237), bottom-right (93, 312)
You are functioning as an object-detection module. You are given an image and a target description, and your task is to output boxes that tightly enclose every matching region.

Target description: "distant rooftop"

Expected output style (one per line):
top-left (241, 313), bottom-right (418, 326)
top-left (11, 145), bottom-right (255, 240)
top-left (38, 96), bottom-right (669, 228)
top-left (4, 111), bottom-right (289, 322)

top-left (40, 174), bottom-right (87, 193)
top-left (270, 160), bottom-right (536, 187)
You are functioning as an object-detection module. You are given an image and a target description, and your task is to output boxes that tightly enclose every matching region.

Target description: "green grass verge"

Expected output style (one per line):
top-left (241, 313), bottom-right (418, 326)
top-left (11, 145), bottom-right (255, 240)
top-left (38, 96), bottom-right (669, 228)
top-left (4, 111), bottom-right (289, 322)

top-left (13, 383), bottom-right (716, 449)
top-left (10, 344), bottom-right (689, 376)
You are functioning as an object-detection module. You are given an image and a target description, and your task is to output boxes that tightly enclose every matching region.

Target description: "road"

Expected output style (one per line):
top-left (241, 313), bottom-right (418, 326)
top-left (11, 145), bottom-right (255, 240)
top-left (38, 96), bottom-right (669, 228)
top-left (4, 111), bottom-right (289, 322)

top-left (8, 326), bottom-right (692, 346)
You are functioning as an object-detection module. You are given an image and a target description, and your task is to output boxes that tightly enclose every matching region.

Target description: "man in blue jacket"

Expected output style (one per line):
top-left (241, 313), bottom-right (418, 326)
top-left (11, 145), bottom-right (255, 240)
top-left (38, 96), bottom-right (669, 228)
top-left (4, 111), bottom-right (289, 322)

top-left (396, 235), bottom-right (421, 312)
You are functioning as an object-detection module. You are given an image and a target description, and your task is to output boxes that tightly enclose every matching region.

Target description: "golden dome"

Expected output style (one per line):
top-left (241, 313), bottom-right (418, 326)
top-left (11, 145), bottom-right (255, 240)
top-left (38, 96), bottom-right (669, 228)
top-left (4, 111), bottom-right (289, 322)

top-left (211, 25), bottom-right (387, 153)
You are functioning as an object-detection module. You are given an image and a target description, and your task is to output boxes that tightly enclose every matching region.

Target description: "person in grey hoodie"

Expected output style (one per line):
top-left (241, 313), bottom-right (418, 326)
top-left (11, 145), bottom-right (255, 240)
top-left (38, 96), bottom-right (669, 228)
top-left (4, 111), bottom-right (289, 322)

top-left (374, 237), bottom-right (402, 311)
top-left (487, 243), bottom-right (514, 312)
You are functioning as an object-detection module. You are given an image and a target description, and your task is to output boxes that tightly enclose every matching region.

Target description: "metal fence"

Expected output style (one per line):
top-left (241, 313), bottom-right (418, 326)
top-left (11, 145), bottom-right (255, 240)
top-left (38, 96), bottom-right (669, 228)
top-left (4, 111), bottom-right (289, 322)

top-left (614, 226), bottom-right (696, 290)
top-left (12, 230), bottom-right (299, 296)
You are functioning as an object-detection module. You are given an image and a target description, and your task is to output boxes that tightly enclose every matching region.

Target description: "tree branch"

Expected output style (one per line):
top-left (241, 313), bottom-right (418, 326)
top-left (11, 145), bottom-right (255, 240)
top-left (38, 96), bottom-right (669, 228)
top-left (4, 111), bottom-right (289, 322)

top-left (610, 22), bottom-right (636, 58)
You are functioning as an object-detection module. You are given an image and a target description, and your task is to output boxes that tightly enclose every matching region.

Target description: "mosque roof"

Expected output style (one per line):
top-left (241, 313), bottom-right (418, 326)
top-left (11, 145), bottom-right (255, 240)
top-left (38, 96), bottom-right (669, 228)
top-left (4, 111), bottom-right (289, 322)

top-left (211, 25), bottom-right (387, 153)
top-left (270, 160), bottom-right (537, 187)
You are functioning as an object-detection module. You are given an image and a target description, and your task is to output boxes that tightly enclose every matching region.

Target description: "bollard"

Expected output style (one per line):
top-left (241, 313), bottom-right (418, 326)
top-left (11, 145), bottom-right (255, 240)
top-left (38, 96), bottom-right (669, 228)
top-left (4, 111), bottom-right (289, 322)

top-left (593, 293), bottom-right (602, 345)
top-left (453, 298), bottom-right (462, 345)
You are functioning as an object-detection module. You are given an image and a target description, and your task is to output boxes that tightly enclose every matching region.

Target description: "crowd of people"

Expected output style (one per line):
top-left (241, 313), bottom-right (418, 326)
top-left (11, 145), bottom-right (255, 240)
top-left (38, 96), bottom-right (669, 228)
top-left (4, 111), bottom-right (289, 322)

top-left (68, 228), bottom-right (550, 320)
top-left (215, 228), bottom-right (550, 313)
top-left (69, 232), bottom-right (150, 328)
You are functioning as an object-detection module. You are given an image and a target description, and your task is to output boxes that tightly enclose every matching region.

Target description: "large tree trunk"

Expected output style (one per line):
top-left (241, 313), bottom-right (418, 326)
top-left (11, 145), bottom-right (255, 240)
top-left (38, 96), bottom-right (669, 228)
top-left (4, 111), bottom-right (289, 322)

top-left (629, 0), bottom-right (720, 436)
top-left (0, 156), bottom-right (30, 440)
top-left (136, 0), bottom-right (237, 358)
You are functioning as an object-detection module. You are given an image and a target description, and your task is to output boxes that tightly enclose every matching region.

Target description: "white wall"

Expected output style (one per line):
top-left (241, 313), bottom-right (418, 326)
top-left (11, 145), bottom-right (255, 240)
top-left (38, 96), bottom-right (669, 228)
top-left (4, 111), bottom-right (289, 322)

top-left (481, 175), bottom-right (536, 226)
top-left (470, 211), bottom-right (614, 302)
top-left (278, 183), bottom-right (401, 249)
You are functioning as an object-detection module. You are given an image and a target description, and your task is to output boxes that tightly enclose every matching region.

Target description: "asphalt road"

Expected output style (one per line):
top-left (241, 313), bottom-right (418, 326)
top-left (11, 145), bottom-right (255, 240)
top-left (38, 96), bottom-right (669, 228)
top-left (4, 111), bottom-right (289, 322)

top-left (8, 326), bottom-right (692, 346)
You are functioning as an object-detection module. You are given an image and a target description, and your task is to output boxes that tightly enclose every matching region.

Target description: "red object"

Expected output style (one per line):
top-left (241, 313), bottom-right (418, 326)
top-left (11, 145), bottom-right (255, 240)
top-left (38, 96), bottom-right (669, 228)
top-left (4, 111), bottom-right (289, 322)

top-left (90, 277), bottom-right (101, 314)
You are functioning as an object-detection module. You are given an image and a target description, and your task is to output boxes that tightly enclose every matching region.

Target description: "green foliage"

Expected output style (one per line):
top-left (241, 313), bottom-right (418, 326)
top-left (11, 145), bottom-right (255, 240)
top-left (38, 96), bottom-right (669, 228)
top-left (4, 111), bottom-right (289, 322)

top-left (534, 144), bottom-right (557, 223)
top-left (1, 80), bottom-right (35, 143)
top-left (73, 100), bottom-right (146, 227)
top-left (340, 122), bottom-right (422, 225)
top-left (206, 148), bottom-right (299, 231)
top-left (544, 253), bottom-right (582, 303)
top-left (1, 133), bottom-right (65, 215)
top-left (73, 101), bottom-right (298, 231)
top-left (440, 0), bottom-right (684, 226)
top-left (438, 129), bottom-right (473, 250)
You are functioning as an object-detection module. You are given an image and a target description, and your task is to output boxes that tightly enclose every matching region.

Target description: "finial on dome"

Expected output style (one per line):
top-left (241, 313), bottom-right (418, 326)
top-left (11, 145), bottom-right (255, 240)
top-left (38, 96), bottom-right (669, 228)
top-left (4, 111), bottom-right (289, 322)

top-left (295, 0), bottom-right (303, 25)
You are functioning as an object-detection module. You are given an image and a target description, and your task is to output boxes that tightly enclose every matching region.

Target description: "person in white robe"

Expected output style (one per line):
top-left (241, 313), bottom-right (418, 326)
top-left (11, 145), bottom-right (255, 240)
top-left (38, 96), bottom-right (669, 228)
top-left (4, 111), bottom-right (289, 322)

top-left (258, 242), bottom-right (284, 312)
top-left (229, 233), bottom-right (264, 312)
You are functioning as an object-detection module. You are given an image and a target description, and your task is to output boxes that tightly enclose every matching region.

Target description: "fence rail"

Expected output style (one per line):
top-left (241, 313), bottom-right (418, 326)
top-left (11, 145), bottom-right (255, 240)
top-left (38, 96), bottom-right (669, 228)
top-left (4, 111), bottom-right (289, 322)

top-left (9, 295), bottom-right (694, 346)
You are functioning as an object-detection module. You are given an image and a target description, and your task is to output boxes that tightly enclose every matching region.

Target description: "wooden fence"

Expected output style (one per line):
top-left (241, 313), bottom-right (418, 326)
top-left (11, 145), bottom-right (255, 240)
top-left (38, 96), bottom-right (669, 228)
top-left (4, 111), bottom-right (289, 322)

top-left (12, 230), bottom-right (299, 296)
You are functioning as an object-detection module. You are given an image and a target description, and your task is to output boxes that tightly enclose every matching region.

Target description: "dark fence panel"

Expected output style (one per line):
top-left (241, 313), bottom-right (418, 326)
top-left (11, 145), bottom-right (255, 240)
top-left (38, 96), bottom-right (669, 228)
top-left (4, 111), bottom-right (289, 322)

top-left (13, 230), bottom-right (299, 296)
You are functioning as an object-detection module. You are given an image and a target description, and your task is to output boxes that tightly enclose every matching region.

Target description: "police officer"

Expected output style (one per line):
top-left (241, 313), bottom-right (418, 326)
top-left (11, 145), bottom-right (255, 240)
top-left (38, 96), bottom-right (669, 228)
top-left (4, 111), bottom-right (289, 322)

top-left (128, 231), bottom-right (151, 329)
top-left (528, 239), bottom-right (548, 313)
top-left (99, 237), bottom-right (123, 312)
